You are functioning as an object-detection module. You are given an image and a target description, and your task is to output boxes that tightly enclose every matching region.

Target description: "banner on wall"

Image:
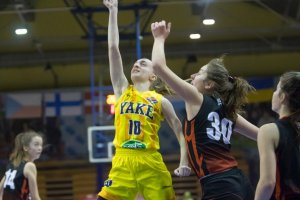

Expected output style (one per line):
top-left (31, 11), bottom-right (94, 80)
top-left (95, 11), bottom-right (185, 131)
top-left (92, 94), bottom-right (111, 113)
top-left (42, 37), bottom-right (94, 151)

top-left (44, 92), bottom-right (83, 117)
top-left (84, 91), bottom-right (100, 114)
top-left (83, 90), bottom-right (115, 115)
top-left (5, 93), bottom-right (42, 119)
top-left (247, 77), bottom-right (276, 103)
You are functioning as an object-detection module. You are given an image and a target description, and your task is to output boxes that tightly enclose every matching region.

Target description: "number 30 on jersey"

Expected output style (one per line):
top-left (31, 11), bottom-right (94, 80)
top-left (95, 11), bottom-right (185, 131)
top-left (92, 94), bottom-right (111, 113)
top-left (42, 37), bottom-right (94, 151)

top-left (206, 112), bottom-right (233, 144)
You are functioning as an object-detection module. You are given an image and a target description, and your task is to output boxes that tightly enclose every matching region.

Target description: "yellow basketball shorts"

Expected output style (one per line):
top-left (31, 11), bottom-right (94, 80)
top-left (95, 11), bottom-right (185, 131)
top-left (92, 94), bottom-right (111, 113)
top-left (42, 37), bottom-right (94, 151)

top-left (98, 148), bottom-right (175, 200)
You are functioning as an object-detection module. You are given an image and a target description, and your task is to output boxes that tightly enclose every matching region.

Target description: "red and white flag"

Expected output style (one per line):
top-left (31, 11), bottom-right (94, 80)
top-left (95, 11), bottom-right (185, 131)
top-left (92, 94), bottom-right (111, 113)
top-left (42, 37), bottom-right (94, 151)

top-left (5, 93), bottom-right (42, 119)
top-left (84, 91), bottom-right (100, 114)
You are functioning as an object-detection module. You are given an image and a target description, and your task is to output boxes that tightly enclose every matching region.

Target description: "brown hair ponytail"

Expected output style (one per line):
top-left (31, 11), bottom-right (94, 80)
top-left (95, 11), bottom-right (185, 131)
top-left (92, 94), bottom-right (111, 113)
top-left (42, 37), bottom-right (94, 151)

top-left (206, 57), bottom-right (255, 120)
top-left (150, 77), bottom-right (175, 95)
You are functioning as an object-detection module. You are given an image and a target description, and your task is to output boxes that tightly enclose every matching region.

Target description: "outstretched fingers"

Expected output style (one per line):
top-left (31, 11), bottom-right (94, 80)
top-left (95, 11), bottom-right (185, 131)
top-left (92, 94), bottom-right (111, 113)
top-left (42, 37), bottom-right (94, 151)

top-left (151, 20), bottom-right (172, 39)
top-left (103, 0), bottom-right (118, 9)
top-left (167, 22), bottom-right (171, 33)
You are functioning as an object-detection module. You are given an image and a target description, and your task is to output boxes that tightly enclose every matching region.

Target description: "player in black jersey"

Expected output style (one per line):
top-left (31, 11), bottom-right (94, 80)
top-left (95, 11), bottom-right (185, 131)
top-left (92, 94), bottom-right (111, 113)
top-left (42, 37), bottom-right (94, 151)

top-left (0, 131), bottom-right (43, 200)
top-left (151, 21), bottom-right (258, 199)
top-left (255, 71), bottom-right (300, 200)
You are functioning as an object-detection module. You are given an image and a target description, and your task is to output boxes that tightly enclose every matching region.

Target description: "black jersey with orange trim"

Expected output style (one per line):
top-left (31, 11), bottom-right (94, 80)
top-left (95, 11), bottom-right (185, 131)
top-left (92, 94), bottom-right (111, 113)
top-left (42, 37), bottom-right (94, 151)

top-left (183, 95), bottom-right (238, 178)
top-left (271, 118), bottom-right (300, 200)
top-left (3, 161), bottom-right (30, 200)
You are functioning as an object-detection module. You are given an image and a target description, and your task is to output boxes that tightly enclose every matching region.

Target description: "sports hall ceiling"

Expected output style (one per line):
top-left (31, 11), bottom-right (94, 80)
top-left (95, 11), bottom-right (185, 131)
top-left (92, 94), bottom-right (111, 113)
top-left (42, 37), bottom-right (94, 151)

top-left (1, 0), bottom-right (300, 91)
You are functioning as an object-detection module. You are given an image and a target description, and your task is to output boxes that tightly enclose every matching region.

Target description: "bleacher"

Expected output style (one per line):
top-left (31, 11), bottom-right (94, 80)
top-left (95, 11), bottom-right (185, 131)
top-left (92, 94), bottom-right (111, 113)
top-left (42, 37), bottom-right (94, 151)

top-left (36, 160), bottom-right (97, 200)
top-left (36, 150), bottom-right (249, 200)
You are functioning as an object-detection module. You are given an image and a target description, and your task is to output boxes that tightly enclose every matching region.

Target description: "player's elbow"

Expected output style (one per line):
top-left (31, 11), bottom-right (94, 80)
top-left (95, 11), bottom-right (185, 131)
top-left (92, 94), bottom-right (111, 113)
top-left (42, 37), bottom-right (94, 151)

top-left (31, 195), bottom-right (41, 200)
top-left (260, 177), bottom-right (276, 192)
top-left (108, 45), bottom-right (119, 52)
top-left (172, 118), bottom-right (182, 132)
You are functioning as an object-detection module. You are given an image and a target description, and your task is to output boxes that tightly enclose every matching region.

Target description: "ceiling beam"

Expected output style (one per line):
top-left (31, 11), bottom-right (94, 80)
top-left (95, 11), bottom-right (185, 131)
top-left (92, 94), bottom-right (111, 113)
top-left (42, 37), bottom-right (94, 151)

top-left (0, 0), bottom-right (256, 15)
top-left (1, 38), bottom-right (300, 68)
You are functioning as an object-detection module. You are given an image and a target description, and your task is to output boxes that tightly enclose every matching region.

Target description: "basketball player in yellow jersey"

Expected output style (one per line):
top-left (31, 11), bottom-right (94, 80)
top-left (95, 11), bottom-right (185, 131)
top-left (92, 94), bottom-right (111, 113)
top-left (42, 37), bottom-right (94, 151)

top-left (98, 0), bottom-right (191, 200)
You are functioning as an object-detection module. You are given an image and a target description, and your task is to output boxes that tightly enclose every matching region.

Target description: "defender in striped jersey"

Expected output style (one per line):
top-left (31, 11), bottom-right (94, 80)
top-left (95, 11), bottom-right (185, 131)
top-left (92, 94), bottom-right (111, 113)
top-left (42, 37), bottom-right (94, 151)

top-left (0, 131), bottom-right (43, 200)
top-left (255, 71), bottom-right (300, 200)
top-left (152, 21), bottom-right (258, 199)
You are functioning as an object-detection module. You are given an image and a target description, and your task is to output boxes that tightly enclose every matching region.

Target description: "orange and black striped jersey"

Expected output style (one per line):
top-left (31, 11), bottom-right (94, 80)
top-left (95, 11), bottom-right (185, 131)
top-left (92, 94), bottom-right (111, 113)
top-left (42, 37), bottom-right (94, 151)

top-left (113, 85), bottom-right (164, 150)
top-left (183, 95), bottom-right (238, 179)
top-left (3, 161), bottom-right (30, 200)
top-left (272, 118), bottom-right (300, 200)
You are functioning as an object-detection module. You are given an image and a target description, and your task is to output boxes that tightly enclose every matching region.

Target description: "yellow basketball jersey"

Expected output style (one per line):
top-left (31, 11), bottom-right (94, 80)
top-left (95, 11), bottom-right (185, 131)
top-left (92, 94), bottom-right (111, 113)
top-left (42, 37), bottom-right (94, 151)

top-left (113, 85), bottom-right (164, 150)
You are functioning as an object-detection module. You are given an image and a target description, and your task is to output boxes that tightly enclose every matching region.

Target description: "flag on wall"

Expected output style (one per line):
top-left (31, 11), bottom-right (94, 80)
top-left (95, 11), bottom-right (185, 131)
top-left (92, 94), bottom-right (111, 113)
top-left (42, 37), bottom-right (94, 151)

top-left (5, 93), bottom-right (42, 119)
top-left (44, 92), bottom-right (82, 117)
top-left (84, 91), bottom-right (100, 114)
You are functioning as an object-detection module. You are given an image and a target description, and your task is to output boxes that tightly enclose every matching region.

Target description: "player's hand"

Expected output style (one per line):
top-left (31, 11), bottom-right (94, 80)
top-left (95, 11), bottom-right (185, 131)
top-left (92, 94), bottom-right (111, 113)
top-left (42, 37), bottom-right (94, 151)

top-left (174, 165), bottom-right (191, 177)
top-left (103, 0), bottom-right (118, 10)
top-left (151, 20), bottom-right (171, 40)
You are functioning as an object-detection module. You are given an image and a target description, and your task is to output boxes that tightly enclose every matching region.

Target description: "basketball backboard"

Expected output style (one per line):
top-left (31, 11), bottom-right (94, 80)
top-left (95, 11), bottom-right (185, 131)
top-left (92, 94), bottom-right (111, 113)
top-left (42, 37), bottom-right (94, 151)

top-left (87, 125), bottom-right (115, 163)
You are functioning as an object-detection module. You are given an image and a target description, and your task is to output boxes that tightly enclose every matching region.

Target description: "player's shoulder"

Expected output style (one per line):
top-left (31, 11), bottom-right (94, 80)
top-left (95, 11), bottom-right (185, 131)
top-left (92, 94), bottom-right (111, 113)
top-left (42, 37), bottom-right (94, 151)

top-left (260, 123), bottom-right (278, 133)
top-left (258, 123), bottom-right (279, 141)
top-left (24, 162), bottom-right (37, 171)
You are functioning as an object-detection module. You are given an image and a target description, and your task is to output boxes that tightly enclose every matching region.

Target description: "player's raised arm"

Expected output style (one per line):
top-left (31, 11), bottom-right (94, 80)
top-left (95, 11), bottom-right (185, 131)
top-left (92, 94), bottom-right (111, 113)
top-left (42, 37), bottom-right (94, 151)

top-left (104, 0), bottom-right (128, 98)
top-left (151, 20), bottom-right (202, 106)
